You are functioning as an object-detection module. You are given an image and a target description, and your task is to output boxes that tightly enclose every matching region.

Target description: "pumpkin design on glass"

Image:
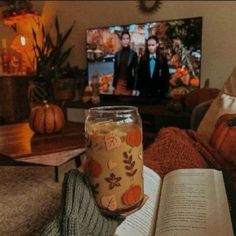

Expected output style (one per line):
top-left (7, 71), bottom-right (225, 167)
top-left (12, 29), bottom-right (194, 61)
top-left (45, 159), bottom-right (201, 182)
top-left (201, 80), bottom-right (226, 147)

top-left (126, 128), bottom-right (142, 147)
top-left (122, 185), bottom-right (142, 206)
top-left (87, 160), bottom-right (102, 178)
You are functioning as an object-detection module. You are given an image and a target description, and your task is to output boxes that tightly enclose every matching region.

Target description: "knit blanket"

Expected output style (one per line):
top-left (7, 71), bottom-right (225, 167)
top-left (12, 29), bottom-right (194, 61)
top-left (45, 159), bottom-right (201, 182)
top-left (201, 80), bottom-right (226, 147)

top-left (144, 127), bottom-right (235, 189)
top-left (41, 170), bottom-right (124, 236)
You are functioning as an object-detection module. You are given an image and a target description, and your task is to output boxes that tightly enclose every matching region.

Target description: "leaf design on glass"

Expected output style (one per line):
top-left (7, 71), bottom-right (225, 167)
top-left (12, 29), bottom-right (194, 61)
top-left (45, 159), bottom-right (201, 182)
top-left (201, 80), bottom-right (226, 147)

top-left (123, 151), bottom-right (137, 177)
top-left (104, 134), bottom-right (121, 151)
top-left (104, 173), bottom-right (122, 189)
top-left (101, 194), bottom-right (117, 211)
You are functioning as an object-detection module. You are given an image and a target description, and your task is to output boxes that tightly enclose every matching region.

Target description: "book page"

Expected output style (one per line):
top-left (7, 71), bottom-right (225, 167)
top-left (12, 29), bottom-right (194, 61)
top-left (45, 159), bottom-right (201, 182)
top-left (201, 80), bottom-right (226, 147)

top-left (115, 166), bottom-right (162, 236)
top-left (155, 169), bottom-right (234, 236)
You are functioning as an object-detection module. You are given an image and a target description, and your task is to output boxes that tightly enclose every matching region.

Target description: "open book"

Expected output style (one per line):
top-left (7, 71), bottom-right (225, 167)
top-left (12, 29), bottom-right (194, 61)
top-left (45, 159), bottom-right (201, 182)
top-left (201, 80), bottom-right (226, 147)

top-left (115, 166), bottom-right (234, 236)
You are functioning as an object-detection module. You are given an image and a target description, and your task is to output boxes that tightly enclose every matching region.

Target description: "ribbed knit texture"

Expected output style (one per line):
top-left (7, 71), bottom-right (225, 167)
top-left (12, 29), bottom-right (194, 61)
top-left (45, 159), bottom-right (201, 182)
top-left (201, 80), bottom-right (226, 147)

top-left (41, 170), bottom-right (124, 236)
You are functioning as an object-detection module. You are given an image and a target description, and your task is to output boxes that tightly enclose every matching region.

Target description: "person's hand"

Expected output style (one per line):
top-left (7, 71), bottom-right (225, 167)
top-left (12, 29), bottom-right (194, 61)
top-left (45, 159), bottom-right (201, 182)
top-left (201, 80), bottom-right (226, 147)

top-left (42, 169), bottom-right (126, 236)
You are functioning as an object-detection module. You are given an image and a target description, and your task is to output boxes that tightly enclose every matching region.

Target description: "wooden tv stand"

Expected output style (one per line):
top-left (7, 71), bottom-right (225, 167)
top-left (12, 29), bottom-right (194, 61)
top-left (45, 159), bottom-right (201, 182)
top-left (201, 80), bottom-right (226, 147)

top-left (66, 100), bottom-right (191, 148)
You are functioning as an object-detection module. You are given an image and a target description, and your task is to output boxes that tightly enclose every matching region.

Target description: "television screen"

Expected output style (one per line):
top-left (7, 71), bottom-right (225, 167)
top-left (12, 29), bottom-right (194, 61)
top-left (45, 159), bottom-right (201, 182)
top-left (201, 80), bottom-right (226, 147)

top-left (86, 17), bottom-right (202, 99)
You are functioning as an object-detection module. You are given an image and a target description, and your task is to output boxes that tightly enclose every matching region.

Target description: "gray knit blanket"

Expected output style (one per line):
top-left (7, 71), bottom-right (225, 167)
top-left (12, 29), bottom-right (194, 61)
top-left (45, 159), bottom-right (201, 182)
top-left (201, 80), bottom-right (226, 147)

top-left (41, 170), bottom-right (124, 236)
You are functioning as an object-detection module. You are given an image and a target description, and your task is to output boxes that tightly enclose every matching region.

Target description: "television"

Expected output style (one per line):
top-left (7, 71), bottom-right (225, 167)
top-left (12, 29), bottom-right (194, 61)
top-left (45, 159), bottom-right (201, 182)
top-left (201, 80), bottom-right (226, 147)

top-left (86, 17), bottom-right (202, 103)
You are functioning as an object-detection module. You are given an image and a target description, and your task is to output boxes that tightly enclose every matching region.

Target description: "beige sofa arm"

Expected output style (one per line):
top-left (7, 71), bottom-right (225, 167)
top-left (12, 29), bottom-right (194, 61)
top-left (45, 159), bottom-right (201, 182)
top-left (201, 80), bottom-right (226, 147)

top-left (190, 99), bottom-right (213, 130)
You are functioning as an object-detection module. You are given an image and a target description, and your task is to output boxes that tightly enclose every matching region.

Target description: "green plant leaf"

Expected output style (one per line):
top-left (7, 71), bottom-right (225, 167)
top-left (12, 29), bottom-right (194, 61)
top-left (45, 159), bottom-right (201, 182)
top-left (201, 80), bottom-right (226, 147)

top-left (57, 21), bottom-right (75, 50)
top-left (57, 46), bottom-right (74, 67)
top-left (55, 16), bottom-right (60, 41)
top-left (32, 15), bottom-right (75, 88)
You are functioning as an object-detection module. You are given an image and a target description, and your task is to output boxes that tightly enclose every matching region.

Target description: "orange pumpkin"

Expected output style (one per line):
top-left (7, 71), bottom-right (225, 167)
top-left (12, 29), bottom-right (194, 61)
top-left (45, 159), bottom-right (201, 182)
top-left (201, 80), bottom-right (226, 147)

top-left (88, 160), bottom-right (102, 178)
top-left (190, 76), bottom-right (200, 87)
top-left (122, 185), bottom-right (142, 206)
top-left (210, 114), bottom-right (236, 163)
top-left (126, 128), bottom-right (142, 147)
top-left (29, 101), bottom-right (65, 134)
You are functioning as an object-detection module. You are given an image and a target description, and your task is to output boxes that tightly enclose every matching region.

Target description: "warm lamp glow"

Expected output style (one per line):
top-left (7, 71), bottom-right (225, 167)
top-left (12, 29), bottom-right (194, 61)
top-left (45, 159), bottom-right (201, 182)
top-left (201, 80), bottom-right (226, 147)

top-left (11, 35), bottom-right (34, 74)
top-left (9, 14), bottom-right (43, 74)
top-left (20, 36), bottom-right (26, 46)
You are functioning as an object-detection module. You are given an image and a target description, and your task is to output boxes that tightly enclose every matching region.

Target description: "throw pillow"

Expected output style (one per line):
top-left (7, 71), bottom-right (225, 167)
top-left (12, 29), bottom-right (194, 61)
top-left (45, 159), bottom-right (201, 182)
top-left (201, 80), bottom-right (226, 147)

top-left (223, 65), bottom-right (236, 96)
top-left (210, 114), bottom-right (236, 190)
top-left (210, 114), bottom-right (236, 163)
top-left (197, 93), bottom-right (236, 142)
top-left (197, 65), bottom-right (236, 142)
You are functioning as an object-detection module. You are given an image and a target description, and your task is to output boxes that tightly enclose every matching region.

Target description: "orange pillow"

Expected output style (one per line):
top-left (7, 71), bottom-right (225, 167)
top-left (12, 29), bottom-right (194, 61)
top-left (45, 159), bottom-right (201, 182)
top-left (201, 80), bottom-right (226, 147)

top-left (197, 65), bottom-right (236, 142)
top-left (210, 114), bottom-right (236, 163)
top-left (197, 93), bottom-right (236, 142)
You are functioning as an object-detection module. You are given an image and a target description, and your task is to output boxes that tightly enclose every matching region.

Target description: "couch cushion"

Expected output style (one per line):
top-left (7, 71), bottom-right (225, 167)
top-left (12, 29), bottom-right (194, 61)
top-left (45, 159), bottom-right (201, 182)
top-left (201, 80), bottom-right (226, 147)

top-left (210, 114), bottom-right (236, 163)
top-left (197, 93), bottom-right (236, 142)
top-left (197, 65), bottom-right (236, 142)
top-left (223, 65), bottom-right (236, 96)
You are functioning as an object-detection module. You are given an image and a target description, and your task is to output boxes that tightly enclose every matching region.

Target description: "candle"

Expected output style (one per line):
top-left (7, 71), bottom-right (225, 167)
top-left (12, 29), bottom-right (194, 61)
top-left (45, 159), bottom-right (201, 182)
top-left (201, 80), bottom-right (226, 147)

top-left (2, 38), bottom-right (6, 48)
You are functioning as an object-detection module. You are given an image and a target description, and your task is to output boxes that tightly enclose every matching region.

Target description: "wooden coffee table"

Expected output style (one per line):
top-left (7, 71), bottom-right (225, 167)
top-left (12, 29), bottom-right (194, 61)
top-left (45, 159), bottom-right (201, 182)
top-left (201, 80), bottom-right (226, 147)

top-left (0, 122), bottom-right (85, 181)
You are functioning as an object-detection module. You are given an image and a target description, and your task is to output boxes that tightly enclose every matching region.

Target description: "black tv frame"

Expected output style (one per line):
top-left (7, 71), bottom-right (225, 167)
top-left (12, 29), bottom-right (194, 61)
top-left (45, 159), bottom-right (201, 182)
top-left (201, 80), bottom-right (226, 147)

top-left (85, 16), bottom-right (203, 104)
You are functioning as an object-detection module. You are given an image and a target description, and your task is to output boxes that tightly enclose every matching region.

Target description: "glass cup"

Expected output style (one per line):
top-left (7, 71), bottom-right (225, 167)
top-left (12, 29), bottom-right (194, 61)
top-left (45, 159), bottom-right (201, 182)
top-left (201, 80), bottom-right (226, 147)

top-left (85, 106), bottom-right (144, 215)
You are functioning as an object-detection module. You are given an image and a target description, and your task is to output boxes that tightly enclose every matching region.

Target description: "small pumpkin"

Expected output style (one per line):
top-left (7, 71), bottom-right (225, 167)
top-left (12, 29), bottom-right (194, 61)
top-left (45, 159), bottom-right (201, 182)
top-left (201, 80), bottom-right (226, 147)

top-left (122, 185), bottom-right (142, 206)
top-left (190, 76), bottom-right (200, 87)
top-left (126, 128), bottom-right (142, 147)
top-left (29, 101), bottom-right (65, 135)
top-left (210, 114), bottom-right (236, 163)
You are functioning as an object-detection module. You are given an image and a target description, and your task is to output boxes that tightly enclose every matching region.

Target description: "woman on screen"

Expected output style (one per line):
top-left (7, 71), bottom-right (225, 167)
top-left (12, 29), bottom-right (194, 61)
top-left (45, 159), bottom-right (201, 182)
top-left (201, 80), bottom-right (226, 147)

top-left (137, 35), bottom-right (170, 97)
top-left (113, 31), bottom-right (138, 96)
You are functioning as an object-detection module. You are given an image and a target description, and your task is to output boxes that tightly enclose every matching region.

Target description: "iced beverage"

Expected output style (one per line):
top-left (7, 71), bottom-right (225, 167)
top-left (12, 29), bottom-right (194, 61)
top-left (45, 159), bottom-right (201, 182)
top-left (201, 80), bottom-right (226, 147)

top-left (85, 106), bottom-right (144, 215)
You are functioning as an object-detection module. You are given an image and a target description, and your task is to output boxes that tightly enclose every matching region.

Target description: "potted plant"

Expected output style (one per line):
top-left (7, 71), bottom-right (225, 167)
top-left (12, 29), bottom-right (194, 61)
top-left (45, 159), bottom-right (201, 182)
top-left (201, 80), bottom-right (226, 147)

top-left (52, 63), bottom-right (79, 101)
top-left (28, 16), bottom-right (76, 105)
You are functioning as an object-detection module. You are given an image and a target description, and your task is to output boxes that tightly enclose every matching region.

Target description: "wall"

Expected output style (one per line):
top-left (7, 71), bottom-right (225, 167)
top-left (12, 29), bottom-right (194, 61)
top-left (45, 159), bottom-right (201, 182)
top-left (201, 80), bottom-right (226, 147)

top-left (1, 1), bottom-right (236, 88)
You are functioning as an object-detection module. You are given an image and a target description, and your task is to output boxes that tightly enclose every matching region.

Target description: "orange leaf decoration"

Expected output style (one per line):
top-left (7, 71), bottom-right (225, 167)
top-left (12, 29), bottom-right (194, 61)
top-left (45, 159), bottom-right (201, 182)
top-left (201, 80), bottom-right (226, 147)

top-left (126, 128), bottom-right (142, 147)
top-left (101, 194), bottom-right (117, 211)
top-left (122, 185), bottom-right (142, 206)
top-left (104, 134), bottom-right (121, 150)
top-left (88, 160), bottom-right (102, 178)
